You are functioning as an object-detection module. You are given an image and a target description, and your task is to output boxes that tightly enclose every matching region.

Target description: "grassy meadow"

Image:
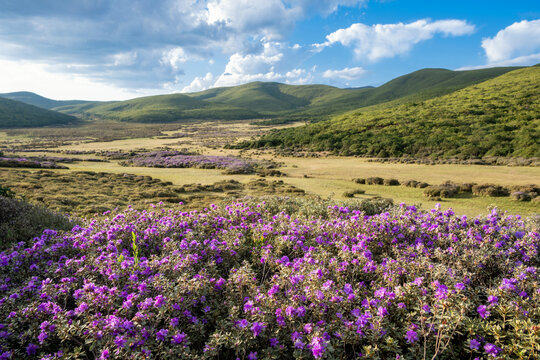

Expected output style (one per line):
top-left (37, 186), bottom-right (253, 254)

top-left (1, 119), bottom-right (538, 217)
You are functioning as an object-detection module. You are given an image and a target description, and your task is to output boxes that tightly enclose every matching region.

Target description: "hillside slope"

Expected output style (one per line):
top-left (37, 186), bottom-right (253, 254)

top-left (73, 93), bottom-right (261, 122)
top-left (0, 91), bottom-right (92, 110)
top-left (0, 97), bottom-right (79, 128)
top-left (244, 66), bottom-right (540, 158)
top-left (186, 67), bottom-right (519, 120)
top-left (1, 66), bottom-right (522, 123)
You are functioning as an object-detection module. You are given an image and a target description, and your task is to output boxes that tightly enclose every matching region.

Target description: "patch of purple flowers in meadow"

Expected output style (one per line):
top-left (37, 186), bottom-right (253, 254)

top-left (121, 150), bottom-right (275, 174)
top-left (0, 157), bottom-right (67, 169)
top-left (0, 199), bottom-right (539, 359)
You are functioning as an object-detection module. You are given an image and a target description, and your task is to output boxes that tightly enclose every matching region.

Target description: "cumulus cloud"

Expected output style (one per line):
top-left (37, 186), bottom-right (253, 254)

top-left (321, 19), bottom-right (475, 61)
top-left (180, 41), bottom-right (314, 91)
top-left (0, 58), bottom-right (150, 100)
top-left (481, 19), bottom-right (540, 63)
top-left (182, 72), bottom-right (216, 92)
top-left (205, 0), bottom-right (300, 39)
top-left (161, 48), bottom-right (189, 71)
top-left (322, 67), bottom-right (366, 80)
top-left (0, 0), bottom-right (365, 96)
top-left (212, 42), bottom-right (314, 88)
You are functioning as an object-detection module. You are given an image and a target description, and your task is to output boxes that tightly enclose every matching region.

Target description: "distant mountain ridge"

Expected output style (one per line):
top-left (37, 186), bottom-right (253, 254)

top-left (0, 91), bottom-right (92, 110)
top-left (0, 65), bottom-right (526, 127)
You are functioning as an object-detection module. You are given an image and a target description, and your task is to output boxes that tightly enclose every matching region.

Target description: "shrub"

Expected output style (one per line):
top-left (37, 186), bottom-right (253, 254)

top-left (511, 185), bottom-right (539, 198)
top-left (365, 177), bottom-right (384, 185)
top-left (457, 183), bottom-right (475, 193)
top-left (472, 184), bottom-right (510, 197)
top-left (342, 189), bottom-right (366, 198)
top-left (401, 179), bottom-right (419, 187)
top-left (383, 178), bottom-right (400, 186)
top-left (353, 178), bottom-right (365, 184)
top-left (424, 182), bottom-right (460, 198)
top-left (511, 191), bottom-right (532, 202)
top-left (0, 201), bottom-right (538, 359)
top-left (0, 184), bottom-right (15, 198)
top-left (0, 196), bottom-right (74, 250)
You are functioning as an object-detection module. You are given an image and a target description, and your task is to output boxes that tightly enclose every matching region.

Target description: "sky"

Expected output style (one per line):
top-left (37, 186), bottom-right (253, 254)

top-left (0, 0), bottom-right (539, 100)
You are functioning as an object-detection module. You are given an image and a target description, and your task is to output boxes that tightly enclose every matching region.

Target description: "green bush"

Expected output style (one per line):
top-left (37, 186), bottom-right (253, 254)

top-left (383, 178), bottom-right (400, 186)
top-left (0, 196), bottom-right (74, 250)
top-left (472, 184), bottom-right (510, 197)
top-left (343, 189), bottom-right (366, 198)
top-left (424, 182), bottom-right (459, 198)
top-left (366, 177), bottom-right (384, 185)
top-left (511, 191), bottom-right (532, 202)
top-left (0, 184), bottom-right (15, 198)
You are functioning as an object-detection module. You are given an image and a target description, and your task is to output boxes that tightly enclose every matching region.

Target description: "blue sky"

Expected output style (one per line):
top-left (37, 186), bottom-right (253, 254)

top-left (0, 0), bottom-right (539, 100)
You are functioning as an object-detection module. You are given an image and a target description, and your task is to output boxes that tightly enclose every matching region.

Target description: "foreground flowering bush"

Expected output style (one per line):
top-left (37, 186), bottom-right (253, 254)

top-left (121, 151), bottom-right (276, 174)
top-left (0, 198), bottom-right (539, 359)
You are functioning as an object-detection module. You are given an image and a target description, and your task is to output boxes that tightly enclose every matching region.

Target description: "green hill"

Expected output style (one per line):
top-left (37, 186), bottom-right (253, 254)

top-left (0, 97), bottom-right (79, 128)
top-left (73, 93), bottom-right (261, 123)
top-left (243, 66), bottom-right (540, 159)
top-left (186, 67), bottom-right (519, 120)
top-left (1, 65), bottom-right (523, 124)
top-left (0, 91), bottom-right (92, 110)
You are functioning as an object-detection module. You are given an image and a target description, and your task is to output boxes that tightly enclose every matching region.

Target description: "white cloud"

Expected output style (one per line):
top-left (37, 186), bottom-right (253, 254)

top-left (112, 51), bottom-right (138, 66)
top-left (482, 19), bottom-right (540, 63)
top-left (322, 66), bottom-right (366, 80)
top-left (181, 72), bottom-right (215, 92)
top-left (211, 42), bottom-right (315, 87)
top-left (206, 0), bottom-right (300, 39)
top-left (161, 47), bottom-right (189, 70)
top-left (205, 0), bottom-right (365, 39)
top-left (0, 58), bottom-right (150, 100)
top-left (322, 19), bottom-right (475, 61)
top-left (457, 53), bottom-right (540, 70)
top-left (0, 0), bottom-right (370, 97)
top-left (181, 41), bottom-right (314, 92)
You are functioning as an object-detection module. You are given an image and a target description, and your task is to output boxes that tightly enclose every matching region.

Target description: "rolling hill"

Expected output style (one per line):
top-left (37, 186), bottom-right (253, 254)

top-left (0, 91), bottom-right (92, 110)
top-left (0, 97), bottom-right (79, 128)
top-left (186, 66), bottom-right (520, 120)
top-left (241, 66), bottom-right (540, 159)
top-left (0, 65), bottom-right (525, 125)
top-left (66, 93), bottom-right (261, 122)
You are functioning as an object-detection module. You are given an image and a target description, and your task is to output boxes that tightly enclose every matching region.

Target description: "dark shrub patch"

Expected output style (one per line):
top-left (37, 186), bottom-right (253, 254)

top-left (383, 178), bottom-right (400, 186)
top-left (472, 184), bottom-right (510, 197)
top-left (365, 177), bottom-right (384, 185)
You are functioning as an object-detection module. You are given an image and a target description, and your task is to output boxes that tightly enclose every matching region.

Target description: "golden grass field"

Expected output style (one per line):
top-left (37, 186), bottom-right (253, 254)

top-left (1, 121), bottom-right (539, 217)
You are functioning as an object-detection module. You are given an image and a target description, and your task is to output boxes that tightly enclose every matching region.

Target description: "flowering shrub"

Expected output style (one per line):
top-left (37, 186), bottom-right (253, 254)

top-left (0, 198), bottom-right (539, 359)
top-left (0, 157), bottom-right (67, 169)
top-left (120, 151), bottom-right (276, 174)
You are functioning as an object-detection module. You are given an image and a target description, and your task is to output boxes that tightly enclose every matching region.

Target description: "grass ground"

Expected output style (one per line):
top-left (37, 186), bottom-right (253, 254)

top-left (1, 121), bottom-right (538, 217)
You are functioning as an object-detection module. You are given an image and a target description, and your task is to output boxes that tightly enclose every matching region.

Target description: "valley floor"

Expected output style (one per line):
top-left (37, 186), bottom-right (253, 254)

top-left (1, 120), bottom-right (539, 217)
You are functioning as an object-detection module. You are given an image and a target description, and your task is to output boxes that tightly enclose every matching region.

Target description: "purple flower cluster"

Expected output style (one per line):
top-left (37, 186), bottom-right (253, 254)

top-left (0, 200), bottom-right (538, 359)
top-left (0, 157), bottom-right (67, 169)
top-left (121, 150), bottom-right (274, 174)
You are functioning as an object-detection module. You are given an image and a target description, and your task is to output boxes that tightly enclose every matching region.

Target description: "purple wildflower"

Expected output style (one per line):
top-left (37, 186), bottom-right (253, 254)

top-left (484, 343), bottom-right (501, 357)
top-left (26, 344), bottom-right (38, 355)
top-left (156, 329), bottom-right (168, 341)
top-left (477, 305), bottom-right (490, 319)
top-left (251, 322), bottom-right (265, 337)
top-left (311, 337), bottom-right (326, 359)
top-left (469, 339), bottom-right (481, 350)
top-left (405, 330), bottom-right (418, 343)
